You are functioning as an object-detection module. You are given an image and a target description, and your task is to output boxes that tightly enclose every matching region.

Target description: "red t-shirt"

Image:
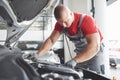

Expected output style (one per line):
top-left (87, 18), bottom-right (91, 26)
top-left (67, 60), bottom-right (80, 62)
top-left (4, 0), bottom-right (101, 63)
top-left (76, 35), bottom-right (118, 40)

top-left (54, 13), bottom-right (103, 41)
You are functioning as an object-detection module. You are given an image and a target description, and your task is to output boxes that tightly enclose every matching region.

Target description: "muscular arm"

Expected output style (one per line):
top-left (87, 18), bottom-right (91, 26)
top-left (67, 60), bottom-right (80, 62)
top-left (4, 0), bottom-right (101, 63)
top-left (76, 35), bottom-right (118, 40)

top-left (37, 30), bottom-right (61, 56)
top-left (74, 32), bottom-right (101, 63)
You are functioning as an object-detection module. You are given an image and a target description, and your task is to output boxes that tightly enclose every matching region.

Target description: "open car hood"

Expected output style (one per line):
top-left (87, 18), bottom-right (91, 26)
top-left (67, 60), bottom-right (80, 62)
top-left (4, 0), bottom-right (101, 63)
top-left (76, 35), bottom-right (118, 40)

top-left (0, 0), bottom-right (59, 46)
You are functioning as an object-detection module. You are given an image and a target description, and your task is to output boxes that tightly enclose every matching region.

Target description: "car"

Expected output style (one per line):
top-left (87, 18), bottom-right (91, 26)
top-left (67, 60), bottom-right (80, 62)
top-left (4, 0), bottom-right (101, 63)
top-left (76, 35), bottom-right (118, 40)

top-left (107, 40), bottom-right (120, 68)
top-left (0, 0), bottom-right (111, 80)
top-left (0, 0), bottom-right (62, 63)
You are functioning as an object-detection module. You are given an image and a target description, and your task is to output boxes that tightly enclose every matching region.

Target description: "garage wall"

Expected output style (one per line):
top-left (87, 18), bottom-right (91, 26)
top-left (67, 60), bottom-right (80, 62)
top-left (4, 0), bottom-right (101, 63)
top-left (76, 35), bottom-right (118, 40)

top-left (64, 0), bottom-right (91, 14)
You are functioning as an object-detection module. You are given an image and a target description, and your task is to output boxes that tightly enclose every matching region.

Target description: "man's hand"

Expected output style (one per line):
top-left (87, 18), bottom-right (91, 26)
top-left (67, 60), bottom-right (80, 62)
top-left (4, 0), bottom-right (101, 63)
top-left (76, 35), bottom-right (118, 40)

top-left (22, 53), bottom-right (39, 62)
top-left (65, 58), bottom-right (77, 68)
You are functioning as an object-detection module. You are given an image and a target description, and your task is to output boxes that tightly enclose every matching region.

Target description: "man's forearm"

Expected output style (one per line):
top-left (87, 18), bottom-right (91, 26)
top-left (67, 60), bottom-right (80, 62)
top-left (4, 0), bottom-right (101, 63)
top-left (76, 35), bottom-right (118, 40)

top-left (37, 38), bottom-right (54, 56)
top-left (74, 43), bottom-right (99, 63)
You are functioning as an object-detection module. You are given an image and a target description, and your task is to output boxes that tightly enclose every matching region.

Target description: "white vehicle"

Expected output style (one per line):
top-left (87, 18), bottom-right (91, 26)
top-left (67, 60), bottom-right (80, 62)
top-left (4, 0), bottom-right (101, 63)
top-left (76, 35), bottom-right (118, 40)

top-left (107, 40), bottom-right (120, 67)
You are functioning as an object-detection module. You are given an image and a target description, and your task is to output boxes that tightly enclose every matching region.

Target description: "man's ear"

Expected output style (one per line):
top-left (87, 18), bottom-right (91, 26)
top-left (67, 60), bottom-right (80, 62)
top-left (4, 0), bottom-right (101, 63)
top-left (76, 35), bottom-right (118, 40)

top-left (70, 12), bottom-right (74, 18)
top-left (70, 12), bottom-right (73, 16)
top-left (70, 12), bottom-right (74, 20)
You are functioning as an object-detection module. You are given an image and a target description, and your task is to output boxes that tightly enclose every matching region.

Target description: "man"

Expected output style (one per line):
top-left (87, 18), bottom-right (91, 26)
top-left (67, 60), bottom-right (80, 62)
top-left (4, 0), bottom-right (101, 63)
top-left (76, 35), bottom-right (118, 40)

top-left (37, 4), bottom-right (106, 74)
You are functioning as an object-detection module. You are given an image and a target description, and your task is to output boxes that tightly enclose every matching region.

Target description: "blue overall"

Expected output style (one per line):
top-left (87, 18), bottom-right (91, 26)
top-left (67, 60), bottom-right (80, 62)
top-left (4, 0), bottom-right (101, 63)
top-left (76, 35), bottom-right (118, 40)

top-left (63, 15), bottom-right (105, 74)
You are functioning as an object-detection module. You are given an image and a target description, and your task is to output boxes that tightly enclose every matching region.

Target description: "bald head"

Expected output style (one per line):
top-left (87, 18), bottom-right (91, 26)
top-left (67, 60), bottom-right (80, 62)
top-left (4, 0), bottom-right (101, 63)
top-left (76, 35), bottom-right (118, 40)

top-left (54, 4), bottom-right (71, 20)
top-left (54, 4), bottom-right (74, 27)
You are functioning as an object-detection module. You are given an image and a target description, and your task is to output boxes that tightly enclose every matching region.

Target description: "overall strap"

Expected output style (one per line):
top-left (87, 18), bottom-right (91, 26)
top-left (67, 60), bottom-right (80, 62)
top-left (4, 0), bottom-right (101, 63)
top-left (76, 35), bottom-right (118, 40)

top-left (78, 14), bottom-right (86, 28)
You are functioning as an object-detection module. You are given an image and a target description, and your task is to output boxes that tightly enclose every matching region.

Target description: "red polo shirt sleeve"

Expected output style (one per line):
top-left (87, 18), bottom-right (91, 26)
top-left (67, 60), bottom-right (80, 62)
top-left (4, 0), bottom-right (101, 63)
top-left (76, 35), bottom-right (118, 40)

top-left (81, 15), bottom-right (103, 41)
top-left (81, 15), bottom-right (98, 35)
